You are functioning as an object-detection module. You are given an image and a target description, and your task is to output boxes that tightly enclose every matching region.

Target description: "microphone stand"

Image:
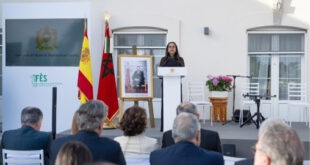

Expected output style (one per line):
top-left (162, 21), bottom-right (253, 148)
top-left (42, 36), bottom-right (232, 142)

top-left (240, 94), bottom-right (276, 129)
top-left (222, 75), bottom-right (251, 125)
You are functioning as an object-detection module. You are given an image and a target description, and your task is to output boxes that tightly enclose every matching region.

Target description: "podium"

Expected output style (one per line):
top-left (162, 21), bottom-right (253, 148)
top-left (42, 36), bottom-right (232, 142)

top-left (158, 67), bottom-right (187, 131)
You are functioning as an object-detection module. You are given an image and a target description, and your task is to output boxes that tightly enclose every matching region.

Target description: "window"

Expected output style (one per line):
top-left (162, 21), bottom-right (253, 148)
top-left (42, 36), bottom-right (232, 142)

top-left (248, 32), bottom-right (304, 100)
top-left (0, 28), bottom-right (2, 96)
top-left (113, 28), bottom-right (167, 98)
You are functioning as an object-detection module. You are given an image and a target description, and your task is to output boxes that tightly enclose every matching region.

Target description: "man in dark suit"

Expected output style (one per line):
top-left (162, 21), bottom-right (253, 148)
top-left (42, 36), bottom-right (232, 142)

top-left (151, 113), bottom-right (224, 165)
top-left (132, 66), bottom-right (145, 93)
top-left (1, 107), bottom-right (51, 165)
top-left (162, 102), bottom-right (222, 153)
top-left (235, 158), bottom-right (254, 165)
top-left (50, 100), bottom-right (125, 165)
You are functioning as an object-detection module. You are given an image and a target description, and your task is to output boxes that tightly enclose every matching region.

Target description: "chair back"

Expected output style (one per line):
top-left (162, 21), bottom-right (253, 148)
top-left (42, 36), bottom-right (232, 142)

top-left (2, 149), bottom-right (44, 165)
top-left (125, 154), bottom-right (150, 165)
top-left (288, 83), bottom-right (307, 102)
top-left (241, 83), bottom-right (259, 101)
top-left (187, 81), bottom-right (206, 102)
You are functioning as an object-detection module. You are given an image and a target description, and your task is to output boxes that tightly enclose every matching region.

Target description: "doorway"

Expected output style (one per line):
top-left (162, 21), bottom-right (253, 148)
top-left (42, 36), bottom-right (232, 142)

top-left (248, 32), bottom-right (305, 121)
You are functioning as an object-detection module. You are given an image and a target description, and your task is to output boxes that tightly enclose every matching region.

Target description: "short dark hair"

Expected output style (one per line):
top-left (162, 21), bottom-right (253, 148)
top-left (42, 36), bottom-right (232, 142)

top-left (120, 106), bottom-right (147, 136)
top-left (55, 141), bottom-right (92, 165)
top-left (21, 107), bottom-right (43, 124)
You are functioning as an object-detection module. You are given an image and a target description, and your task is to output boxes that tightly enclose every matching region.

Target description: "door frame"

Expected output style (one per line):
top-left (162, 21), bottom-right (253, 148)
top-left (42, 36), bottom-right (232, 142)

top-left (247, 30), bottom-right (307, 121)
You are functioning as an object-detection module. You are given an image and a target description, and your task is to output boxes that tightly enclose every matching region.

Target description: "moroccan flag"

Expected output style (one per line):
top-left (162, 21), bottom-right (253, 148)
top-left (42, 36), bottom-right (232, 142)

top-left (97, 20), bottom-right (119, 121)
top-left (77, 23), bottom-right (93, 104)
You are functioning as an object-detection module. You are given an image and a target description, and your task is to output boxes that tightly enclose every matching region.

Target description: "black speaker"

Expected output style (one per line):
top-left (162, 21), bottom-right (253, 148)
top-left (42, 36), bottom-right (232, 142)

top-left (223, 144), bottom-right (236, 157)
top-left (233, 109), bottom-right (251, 123)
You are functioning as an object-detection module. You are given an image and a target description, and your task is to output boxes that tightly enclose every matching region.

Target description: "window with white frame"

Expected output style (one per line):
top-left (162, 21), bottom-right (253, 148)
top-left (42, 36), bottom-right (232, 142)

top-left (248, 32), bottom-right (305, 100)
top-left (0, 28), bottom-right (2, 96)
top-left (113, 28), bottom-right (167, 98)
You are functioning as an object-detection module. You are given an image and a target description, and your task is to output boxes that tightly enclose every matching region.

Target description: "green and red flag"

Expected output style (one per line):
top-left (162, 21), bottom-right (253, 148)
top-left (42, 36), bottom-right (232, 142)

top-left (97, 20), bottom-right (119, 121)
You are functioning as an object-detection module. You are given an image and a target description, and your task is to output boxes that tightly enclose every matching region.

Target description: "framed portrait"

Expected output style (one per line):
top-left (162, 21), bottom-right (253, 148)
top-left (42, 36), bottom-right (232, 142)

top-left (119, 55), bottom-right (153, 99)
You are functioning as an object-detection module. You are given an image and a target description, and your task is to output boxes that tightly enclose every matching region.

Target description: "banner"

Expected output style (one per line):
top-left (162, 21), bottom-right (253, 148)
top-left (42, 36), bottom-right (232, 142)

top-left (5, 19), bottom-right (83, 66)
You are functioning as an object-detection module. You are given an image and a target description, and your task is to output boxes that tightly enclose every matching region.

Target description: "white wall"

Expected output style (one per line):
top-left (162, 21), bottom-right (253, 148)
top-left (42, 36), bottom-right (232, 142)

top-left (2, 2), bottom-right (91, 132)
top-left (1, 0), bottom-right (310, 130)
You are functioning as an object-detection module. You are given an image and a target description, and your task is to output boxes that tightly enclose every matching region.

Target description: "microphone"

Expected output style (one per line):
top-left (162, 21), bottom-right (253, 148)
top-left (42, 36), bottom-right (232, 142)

top-left (226, 75), bottom-right (252, 78)
top-left (246, 73), bottom-right (253, 78)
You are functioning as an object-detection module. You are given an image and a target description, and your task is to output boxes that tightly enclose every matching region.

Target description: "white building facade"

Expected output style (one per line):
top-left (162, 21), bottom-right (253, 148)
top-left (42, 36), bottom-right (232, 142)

top-left (1, 0), bottom-right (309, 131)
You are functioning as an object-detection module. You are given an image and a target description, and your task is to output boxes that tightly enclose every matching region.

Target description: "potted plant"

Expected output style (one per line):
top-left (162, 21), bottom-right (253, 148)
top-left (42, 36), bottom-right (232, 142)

top-left (206, 75), bottom-right (232, 97)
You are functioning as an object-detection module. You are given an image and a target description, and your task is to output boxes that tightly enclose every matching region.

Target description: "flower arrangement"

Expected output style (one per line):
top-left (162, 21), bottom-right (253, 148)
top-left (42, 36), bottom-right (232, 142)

top-left (206, 75), bottom-right (233, 91)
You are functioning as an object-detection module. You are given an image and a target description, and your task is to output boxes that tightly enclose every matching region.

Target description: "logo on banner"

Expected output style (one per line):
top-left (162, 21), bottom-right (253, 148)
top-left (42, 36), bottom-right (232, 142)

top-left (31, 73), bottom-right (62, 87)
top-left (36, 27), bottom-right (57, 50)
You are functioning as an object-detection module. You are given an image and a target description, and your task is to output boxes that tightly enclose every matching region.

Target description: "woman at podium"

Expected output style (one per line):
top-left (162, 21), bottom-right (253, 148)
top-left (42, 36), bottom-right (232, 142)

top-left (159, 42), bottom-right (184, 131)
top-left (160, 42), bottom-right (185, 67)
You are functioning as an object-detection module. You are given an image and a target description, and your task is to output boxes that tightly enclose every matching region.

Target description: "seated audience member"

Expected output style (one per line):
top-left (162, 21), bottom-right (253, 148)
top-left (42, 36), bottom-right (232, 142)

top-left (115, 106), bottom-right (159, 155)
top-left (71, 110), bottom-right (79, 135)
top-left (50, 100), bottom-right (125, 165)
top-left (1, 107), bottom-right (51, 164)
top-left (93, 162), bottom-right (119, 165)
top-left (235, 158), bottom-right (254, 165)
top-left (55, 141), bottom-right (92, 165)
top-left (150, 113), bottom-right (224, 165)
top-left (162, 102), bottom-right (222, 153)
top-left (254, 119), bottom-right (304, 165)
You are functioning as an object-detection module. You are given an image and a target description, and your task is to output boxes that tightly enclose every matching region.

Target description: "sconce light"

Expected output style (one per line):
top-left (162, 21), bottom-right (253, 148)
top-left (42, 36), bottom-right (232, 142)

top-left (204, 27), bottom-right (209, 35)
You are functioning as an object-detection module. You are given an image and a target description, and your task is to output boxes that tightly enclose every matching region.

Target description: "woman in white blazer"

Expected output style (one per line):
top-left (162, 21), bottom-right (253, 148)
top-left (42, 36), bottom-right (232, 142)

top-left (114, 106), bottom-right (159, 156)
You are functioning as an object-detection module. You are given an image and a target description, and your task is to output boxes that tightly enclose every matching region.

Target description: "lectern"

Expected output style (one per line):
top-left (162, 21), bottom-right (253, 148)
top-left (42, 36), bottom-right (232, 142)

top-left (158, 67), bottom-right (187, 131)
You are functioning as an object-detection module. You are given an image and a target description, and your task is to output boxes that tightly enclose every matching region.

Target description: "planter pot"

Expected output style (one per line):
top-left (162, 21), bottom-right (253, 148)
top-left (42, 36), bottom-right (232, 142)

top-left (210, 91), bottom-right (228, 98)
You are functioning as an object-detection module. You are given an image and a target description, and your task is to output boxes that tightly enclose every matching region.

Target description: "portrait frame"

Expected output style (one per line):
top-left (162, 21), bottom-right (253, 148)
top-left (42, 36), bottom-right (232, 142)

top-left (119, 55), bottom-right (154, 99)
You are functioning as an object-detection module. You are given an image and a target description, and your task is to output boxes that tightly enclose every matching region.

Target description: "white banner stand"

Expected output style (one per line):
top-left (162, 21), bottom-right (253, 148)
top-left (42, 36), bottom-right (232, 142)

top-left (158, 67), bottom-right (186, 131)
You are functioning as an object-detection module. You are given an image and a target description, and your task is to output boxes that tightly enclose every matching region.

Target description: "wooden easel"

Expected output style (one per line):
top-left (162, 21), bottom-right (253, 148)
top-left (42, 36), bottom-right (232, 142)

top-left (117, 45), bottom-right (155, 128)
top-left (119, 98), bottom-right (155, 128)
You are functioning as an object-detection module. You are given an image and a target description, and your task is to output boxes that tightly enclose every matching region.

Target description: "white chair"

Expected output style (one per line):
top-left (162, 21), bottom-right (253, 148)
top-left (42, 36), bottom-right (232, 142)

top-left (2, 149), bottom-right (44, 165)
top-left (304, 160), bottom-right (310, 165)
top-left (223, 156), bottom-right (246, 165)
top-left (188, 81), bottom-right (213, 126)
top-left (240, 83), bottom-right (259, 125)
top-left (125, 154), bottom-right (150, 165)
top-left (287, 83), bottom-right (310, 127)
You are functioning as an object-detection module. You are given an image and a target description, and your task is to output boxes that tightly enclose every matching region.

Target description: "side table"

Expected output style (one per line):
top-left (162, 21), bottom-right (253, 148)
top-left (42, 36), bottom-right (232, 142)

top-left (209, 97), bottom-right (228, 123)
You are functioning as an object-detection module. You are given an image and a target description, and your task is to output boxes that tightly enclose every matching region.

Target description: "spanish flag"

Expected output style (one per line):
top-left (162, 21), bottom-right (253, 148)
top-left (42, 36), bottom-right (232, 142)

top-left (77, 22), bottom-right (93, 103)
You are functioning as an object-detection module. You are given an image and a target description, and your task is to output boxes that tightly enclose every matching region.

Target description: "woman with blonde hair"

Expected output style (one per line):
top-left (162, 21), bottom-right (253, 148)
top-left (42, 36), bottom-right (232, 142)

top-left (71, 110), bottom-right (79, 135)
top-left (55, 141), bottom-right (92, 165)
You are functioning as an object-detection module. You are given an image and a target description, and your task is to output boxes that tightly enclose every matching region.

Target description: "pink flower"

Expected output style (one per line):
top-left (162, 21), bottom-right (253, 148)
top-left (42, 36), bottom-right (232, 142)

top-left (212, 78), bottom-right (218, 86)
top-left (222, 76), bottom-right (232, 82)
top-left (206, 74), bottom-right (233, 91)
